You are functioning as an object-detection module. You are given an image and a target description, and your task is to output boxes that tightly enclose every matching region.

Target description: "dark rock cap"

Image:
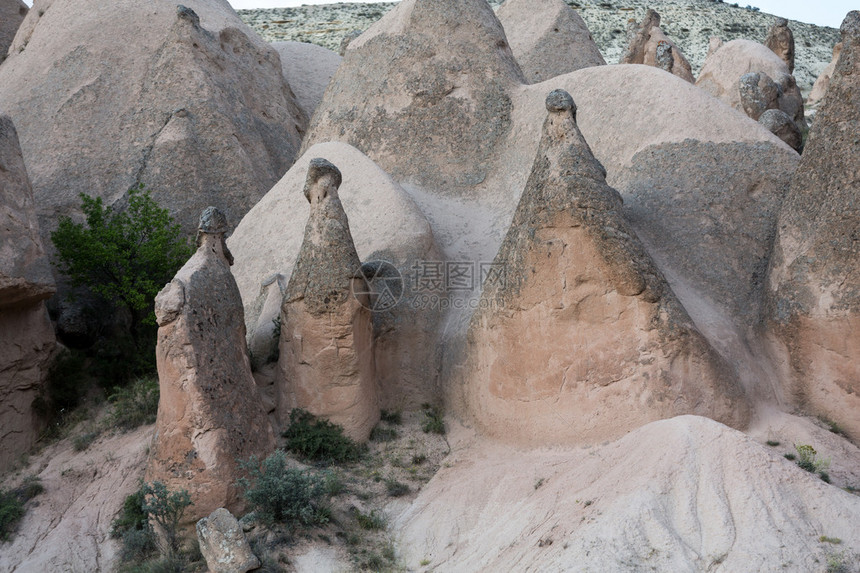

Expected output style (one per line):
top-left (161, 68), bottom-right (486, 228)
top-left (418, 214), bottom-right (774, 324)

top-left (198, 206), bottom-right (228, 235)
top-left (546, 89), bottom-right (576, 114)
top-left (842, 11), bottom-right (860, 41)
top-left (303, 157), bottom-right (343, 203)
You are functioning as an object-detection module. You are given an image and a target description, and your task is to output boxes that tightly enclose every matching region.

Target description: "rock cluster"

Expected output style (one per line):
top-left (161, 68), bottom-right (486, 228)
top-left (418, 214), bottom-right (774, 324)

top-left (619, 9), bottom-right (694, 82)
top-left (0, 115), bottom-right (55, 469)
top-left (147, 207), bottom-right (275, 523)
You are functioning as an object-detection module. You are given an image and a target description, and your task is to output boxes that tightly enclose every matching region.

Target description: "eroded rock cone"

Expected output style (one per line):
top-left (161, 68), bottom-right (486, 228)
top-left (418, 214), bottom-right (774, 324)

top-left (496, 0), bottom-right (605, 83)
top-left (277, 159), bottom-right (379, 441)
top-left (765, 17), bottom-right (795, 73)
top-left (620, 9), bottom-right (694, 83)
top-left (458, 90), bottom-right (749, 444)
top-left (765, 11), bottom-right (860, 441)
top-left (0, 0), bottom-right (27, 63)
top-left (301, 0), bottom-right (524, 197)
top-left (148, 207), bottom-right (275, 523)
top-left (808, 41), bottom-right (842, 109)
top-left (0, 115), bottom-right (55, 468)
top-left (0, 0), bottom-right (306, 246)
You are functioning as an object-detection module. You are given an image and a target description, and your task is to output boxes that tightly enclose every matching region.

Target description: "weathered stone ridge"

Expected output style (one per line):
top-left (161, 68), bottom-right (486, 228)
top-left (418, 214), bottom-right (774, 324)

top-left (148, 208), bottom-right (275, 522)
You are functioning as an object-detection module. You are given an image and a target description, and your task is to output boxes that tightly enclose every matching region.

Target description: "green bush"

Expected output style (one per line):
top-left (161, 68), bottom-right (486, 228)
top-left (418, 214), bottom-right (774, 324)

top-left (73, 431), bottom-right (100, 451)
top-left (0, 476), bottom-right (44, 541)
top-left (369, 426), bottom-right (398, 442)
top-left (140, 481), bottom-right (193, 556)
top-left (108, 377), bottom-right (160, 431)
top-left (379, 410), bottom-right (402, 425)
top-left (421, 404), bottom-right (445, 435)
top-left (385, 478), bottom-right (409, 497)
top-left (354, 508), bottom-right (386, 531)
top-left (111, 487), bottom-right (150, 539)
top-left (238, 450), bottom-right (330, 527)
top-left (283, 409), bottom-right (364, 463)
top-left (51, 185), bottom-right (192, 344)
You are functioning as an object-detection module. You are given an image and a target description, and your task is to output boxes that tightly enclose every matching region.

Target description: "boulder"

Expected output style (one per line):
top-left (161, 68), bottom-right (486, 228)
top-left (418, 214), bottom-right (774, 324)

top-left (0, 0), bottom-right (27, 63)
top-left (300, 0), bottom-right (524, 197)
top-left (229, 142), bottom-right (442, 411)
top-left (496, 0), bottom-right (605, 83)
top-left (0, 0), bottom-right (306, 248)
top-left (271, 41), bottom-right (341, 120)
top-left (697, 39), bottom-right (805, 127)
top-left (147, 207), bottom-right (275, 523)
top-left (196, 508), bottom-right (260, 573)
top-left (455, 91), bottom-right (749, 445)
top-left (0, 115), bottom-right (55, 469)
top-left (807, 41), bottom-right (841, 108)
top-left (276, 159), bottom-right (378, 441)
top-left (765, 17), bottom-right (795, 73)
top-left (759, 108), bottom-right (802, 152)
top-left (765, 11), bottom-right (860, 442)
top-left (738, 71), bottom-right (780, 121)
top-left (619, 9), bottom-right (694, 83)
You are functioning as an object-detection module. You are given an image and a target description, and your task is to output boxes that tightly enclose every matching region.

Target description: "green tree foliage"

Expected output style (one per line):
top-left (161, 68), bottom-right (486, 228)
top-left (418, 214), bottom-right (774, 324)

top-left (140, 481), bottom-right (193, 556)
top-left (51, 185), bottom-right (192, 338)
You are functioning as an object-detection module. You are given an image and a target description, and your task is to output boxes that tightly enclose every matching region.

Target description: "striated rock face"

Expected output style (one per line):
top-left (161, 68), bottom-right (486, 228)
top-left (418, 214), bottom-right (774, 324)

top-left (807, 41), bottom-right (841, 108)
top-left (0, 0), bottom-right (306, 246)
top-left (496, 0), bottom-right (605, 83)
top-left (765, 17), bottom-right (795, 73)
top-left (277, 159), bottom-right (379, 441)
top-left (765, 11), bottom-right (860, 442)
top-left (271, 41), bottom-right (341, 120)
top-left (229, 143), bottom-right (441, 411)
top-left (455, 91), bottom-right (749, 445)
top-left (697, 39), bottom-right (805, 128)
top-left (0, 0), bottom-right (27, 63)
top-left (196, 508), bottom-right (260, 573)
top-left (0, 115), bottom-right (55, 469)
top-left (620, 9), bottom-right (694, 83)
top-left (148, 208), bottom-right (275, 523)
top-left (300, 0), bottom-right (524, 197)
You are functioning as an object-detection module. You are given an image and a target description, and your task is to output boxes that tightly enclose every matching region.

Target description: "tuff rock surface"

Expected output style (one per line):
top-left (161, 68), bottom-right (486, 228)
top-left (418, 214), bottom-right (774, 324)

top-left (277, 159), bottom-right (379, 441)
top-left (148, 208), bottom-right (275, 522)
top-left (765, 11), bottom-right (860, 442)
top-left (808, 40), bottom-right (842, 108)
top-left (0, 115), bottom-right (55, 469)
top-left (271, 41), bottom-right (342, 120)
top-left (765, 17), bottom-right (795, 73)
top-left (196, 508), bottom-right (260, 573)
top-left (496, 0), bottom-right (605, 83)
top-left (0, 0), bottom-right (26, 62)
top-left (0, 0), bottom-right (306, 246)
top-left (454, 91), bottom-right (749, 444)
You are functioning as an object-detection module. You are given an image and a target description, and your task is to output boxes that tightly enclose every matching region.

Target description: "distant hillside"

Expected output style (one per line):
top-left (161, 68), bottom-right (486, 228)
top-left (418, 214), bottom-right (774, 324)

top-left (237, 0), bottom-right (841, 95)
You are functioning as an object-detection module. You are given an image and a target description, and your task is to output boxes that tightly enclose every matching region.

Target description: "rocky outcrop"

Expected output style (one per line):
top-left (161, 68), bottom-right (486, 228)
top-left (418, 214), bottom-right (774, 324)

top-left (0, 115), bottom-right (55, 469)
top-left (738, 71), bottom-right (780, 120)
top-left (229, 143), bottom-right (441, 412)
top-left (271, 41), bottom-right (341, 120)
top-left (300, 0), bottom-right (524, 197)
top-left (765, 11), bottom-right (860, 442)
top-left (277, 159), bottom-right (378, 441)
top-left (697, 39), bottom-right (805, 128)
top-left (0, 0), bottom-right (27, 62)
top-left (765, 17), bottom-right (795, 73)
top-left (0, 0), bottom-right (306, 248)
top-left (148, 207), bottom-right (275, 523)
top-left (196, 508), bottom-right (260, 573)
top-left (496, 0), bottom-right (605, 83)
top-left (620, 9), bottom-right (694, 83)
top-left (807, 41), bottom-right (841, 108)
top-left (455, 91), bottom-right (749, 445)
top-left (759, 108), bottom-right (802, 151)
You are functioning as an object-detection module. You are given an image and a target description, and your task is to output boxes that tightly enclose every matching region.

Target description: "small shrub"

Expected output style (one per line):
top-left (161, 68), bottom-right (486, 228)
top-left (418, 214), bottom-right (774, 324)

top-left (421, 403), bottom-right (445, 435)
top-left (323, 470), bottom-right (346, 497)
top-left (140, 481), bottom-right (193, 556)
top-left (783, 453), bottom-right (796, 461)
top-left (0, 476), bottom-right (44, 542)
top-left (820, 471), bottom-right (831, 483)
top-left (380, 410), bottom-right (402, 425)
top-left (370, 426), bottom-right (398, 442)
top-left (795, 444), bottom-right (830, 474)
top-left (820, 535), bottom-right (842, 544)
top-left (112, 487), bottom-right (149, 538)
top-left (74, 430), bottom-right (100, 451)
top-left (238, 450), bottom-right (329, 527)
top-left (119, 528), bottom-right (158, 563)
top-left (108, 377), bottom-right (160, 431)
top-left (355, 508), bottom-right (386, 531)
top-left (385, 478), bottom-right (409, 497)
top-left (283, 409), bottom-right (363, 463)
top-left (411, 454), bottom-right (427, 465)
top-left (765, 440), bottom-right (780, 447)
top-left (534, 478), bottom-right (545, 490)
